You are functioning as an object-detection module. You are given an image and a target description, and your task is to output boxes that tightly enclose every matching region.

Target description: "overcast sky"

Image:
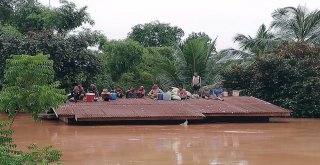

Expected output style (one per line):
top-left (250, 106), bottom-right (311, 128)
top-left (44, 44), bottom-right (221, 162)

top-left (39, 0), bottom-right (320, 50)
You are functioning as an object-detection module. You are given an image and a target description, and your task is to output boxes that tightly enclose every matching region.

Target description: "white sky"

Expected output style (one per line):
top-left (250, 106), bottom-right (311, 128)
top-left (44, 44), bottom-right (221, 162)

top-left (39, 0), bottom-right (320, 50)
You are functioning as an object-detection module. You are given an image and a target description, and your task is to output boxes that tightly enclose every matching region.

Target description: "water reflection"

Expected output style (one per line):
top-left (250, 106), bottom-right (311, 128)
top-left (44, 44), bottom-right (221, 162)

top-left (1, 114), bottom-right (320, 165)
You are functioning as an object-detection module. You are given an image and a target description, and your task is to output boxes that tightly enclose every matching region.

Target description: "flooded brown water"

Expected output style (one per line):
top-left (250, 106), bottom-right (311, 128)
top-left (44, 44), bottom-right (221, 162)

top-left (1, 114), bottom-right (320, 165)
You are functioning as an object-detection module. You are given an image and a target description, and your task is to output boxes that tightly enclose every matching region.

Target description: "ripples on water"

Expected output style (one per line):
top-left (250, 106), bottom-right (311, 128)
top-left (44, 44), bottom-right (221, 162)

top-left (1, 114), bottom-right (320, 165)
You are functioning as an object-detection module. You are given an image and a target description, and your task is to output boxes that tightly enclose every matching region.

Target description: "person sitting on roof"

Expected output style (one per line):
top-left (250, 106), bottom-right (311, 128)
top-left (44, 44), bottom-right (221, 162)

top-left (137, 86), bottom-right (146, 98)
top-left (213, 84), bottom-right (224, 101)
top-left (68, 83), bottom-right (80, 102)
top-left (126, 87), bottom-right (137, 98)
top-left (101, 88), bottom-right (111, 101)
top-left (78, 84), bottom-right (85, 100)
top-left (114, 86), bottom-right (124, 98)
top-left (177, 86), bottom-right (188, 100)
top-left (88, 84), bottom-right (99, 101)
top-left (201, 85), bottom-right (211, 99)
top-left (148, 84), bottom-right (163, 99)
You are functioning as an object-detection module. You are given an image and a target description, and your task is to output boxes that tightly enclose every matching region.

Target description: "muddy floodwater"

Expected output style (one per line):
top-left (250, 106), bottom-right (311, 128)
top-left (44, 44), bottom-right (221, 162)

top-left (1, 114), bottom-right (320, 165)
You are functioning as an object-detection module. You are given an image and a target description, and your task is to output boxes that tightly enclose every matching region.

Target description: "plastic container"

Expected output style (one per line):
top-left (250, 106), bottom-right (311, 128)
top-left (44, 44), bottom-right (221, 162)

top-left (163, 93), bottom-right (171, 100)
top-left (157, 93), bottom-right (163, 100)
top-left (86, 93), bottom-right (95, 102)
top-left (111, 92), bottom-right (117, 100)
top-left (223, 91), bottom-right (229, 97)
top-left (232, 90), bottom-right (240, 97)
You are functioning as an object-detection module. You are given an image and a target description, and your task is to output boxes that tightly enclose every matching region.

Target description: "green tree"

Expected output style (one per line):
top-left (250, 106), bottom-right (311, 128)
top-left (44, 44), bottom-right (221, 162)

top-left (0, 53), bottom-right (64, 164)
top-left (5, 0), bottom-right (93, 34)
top-left (53, 0), bottom-right (94, 33)
top-left (11, 0), bottom-right (45, 33)
top-left (0, 0), bottom-right (13, 24)
top-left (219, 24), bottom-right (278, 63)
top-left (221, 43), bottom-right (320, 117)
top-left (0, 53), bottom-right (66, 119)
top-left (155, 37), bottom-right (222, 90)
top-left (101, 40), bottom-right (144, 83)
top-left (128, 21), bottom-right (184, 47)
top-left (185, 32), bottom-right (212, 43)
top-left (0, 25), bottom-right (23, 87)
top-left (271, 6), bottom-right (320, 45)
top-left (0, 29), bottom-right (103, 90)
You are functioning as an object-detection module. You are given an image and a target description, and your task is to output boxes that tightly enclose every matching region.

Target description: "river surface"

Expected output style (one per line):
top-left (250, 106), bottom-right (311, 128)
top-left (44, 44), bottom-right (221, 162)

top-left (1, 114), bottom-right (320, 165)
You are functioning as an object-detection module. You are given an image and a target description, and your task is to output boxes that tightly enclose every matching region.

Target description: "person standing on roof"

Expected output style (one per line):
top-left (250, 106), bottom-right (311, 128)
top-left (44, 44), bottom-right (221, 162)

top-left (191, 72), bottom-right (201, 95)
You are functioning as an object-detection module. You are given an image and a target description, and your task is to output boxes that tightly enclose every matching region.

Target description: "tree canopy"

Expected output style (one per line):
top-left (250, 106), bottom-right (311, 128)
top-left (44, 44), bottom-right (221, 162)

top-left (0, 0), bottom-right (93, 34)
top-left (271, 6), bottom-right (320, 45)
top-left (128, 20), bottom-right (184, 47)
top-left (0, 53), bottom-right (66, 119)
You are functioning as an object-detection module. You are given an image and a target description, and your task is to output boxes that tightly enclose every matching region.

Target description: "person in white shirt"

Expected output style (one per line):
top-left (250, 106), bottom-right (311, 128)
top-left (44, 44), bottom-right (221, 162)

top-left (191, 72), bottom-right (201, 95)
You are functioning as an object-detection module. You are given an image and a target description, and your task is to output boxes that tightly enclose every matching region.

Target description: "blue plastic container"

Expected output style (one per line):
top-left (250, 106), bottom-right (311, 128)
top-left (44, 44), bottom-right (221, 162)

top-left (157, 93), bottom-right (163, 100)
top-left (111, 92), bottom-right (117, 100)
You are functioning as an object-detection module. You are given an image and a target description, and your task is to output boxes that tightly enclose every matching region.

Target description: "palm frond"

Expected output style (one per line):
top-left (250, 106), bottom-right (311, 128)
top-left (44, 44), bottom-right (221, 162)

top-left (217, 49), bottom-right (253, 63)
top-left (271, 5), bottom-right (320, 43)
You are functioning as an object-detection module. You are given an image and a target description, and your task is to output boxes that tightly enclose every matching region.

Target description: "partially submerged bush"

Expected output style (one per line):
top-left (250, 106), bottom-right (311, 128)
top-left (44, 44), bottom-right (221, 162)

top-left (222, 44), bottom-right (320, 117)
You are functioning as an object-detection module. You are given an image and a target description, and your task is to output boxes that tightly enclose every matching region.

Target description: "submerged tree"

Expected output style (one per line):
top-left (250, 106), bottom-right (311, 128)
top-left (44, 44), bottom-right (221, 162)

top-left (0, 53), bottom-right (66, 119)
top-left (0, 53), bottom-right (64, 164)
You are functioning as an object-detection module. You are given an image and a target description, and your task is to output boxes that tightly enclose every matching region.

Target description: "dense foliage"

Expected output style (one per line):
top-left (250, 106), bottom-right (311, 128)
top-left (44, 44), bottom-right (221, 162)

top-left (128, 20), bottom-right (184, 47)
top-left (0, 0), bottom-right (93, 33)
top-left (222, 43), bottom-right (320, 117)
top-left (0, 0), bottom-right (102, 90)
top-left (0, 53), bottom-right (66, 119)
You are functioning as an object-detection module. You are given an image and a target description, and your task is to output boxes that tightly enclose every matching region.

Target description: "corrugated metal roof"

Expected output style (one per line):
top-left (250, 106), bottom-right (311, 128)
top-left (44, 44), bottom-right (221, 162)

top-left (55, 96), bottom-right (291, 122)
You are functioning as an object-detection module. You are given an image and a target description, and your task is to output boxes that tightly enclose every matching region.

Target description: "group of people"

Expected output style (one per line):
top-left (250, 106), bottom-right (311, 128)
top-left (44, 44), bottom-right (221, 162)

top-left (68, 72), bottom-right (225, 102)
top-left (68, 83), bottom-right (99, 102)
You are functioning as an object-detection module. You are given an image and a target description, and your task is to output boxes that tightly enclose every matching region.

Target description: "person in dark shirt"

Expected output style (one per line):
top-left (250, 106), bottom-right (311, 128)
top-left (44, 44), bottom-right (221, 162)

top-left (126, 87), bottom-right (137, 98)
top-left (101, 88), bottom-right (111, 101)
top-left (114, 86), bottom-right (124, 98)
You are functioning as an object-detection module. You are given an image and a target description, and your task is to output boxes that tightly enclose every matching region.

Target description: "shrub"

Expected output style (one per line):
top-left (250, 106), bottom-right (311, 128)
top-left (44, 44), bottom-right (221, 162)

top-left (222, 44), bottom-right (320, 117)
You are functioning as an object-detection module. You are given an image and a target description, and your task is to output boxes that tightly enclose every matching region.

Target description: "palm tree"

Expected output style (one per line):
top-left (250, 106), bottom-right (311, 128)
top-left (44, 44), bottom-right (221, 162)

top-left (271, 6), bottom-right (320, 45)
top-left (155, 37), bottom-right (222, 90)
top-left (218, 24), bottom-right (279, 63)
